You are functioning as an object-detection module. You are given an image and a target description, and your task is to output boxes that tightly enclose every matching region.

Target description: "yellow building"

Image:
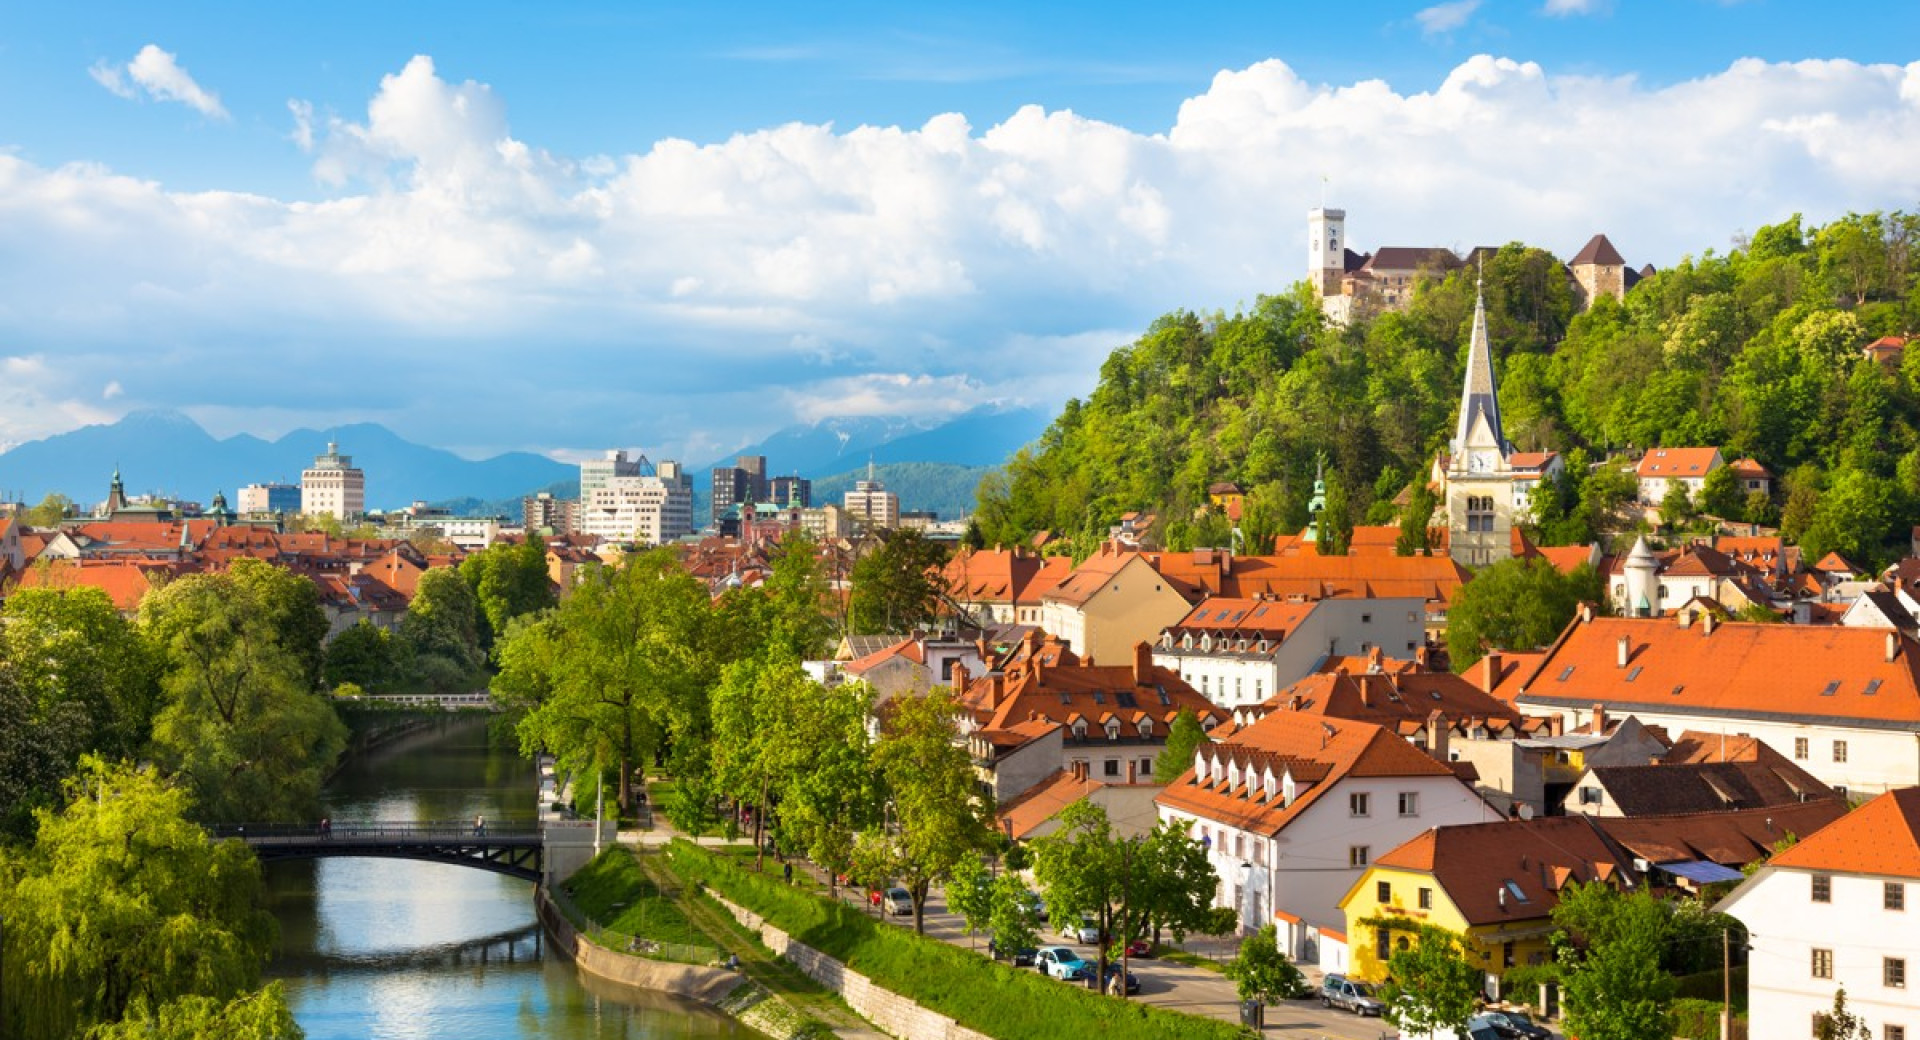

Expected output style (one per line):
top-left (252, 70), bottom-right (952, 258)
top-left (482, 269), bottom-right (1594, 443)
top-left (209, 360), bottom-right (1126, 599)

top-left (1337, 817), bottom-right (1634, 986)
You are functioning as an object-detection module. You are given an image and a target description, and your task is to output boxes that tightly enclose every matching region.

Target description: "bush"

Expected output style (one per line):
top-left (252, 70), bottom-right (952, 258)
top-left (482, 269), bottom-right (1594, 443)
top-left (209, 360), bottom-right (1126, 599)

top-left (663, 840), bottom-right (1246, 1040)
top-left (1672, 998), bottom-right (1744, 1040)
top-left (1497, 964), bottom-right (1559, 1009)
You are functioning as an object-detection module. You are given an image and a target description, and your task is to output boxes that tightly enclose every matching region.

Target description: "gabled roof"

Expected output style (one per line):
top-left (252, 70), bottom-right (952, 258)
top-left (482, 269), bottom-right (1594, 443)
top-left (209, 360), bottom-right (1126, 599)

top-left (1728, 458), bottom-right (1772, 480)
top-left (1163, 597), bottom-right (1318, 638)
top-left (1156, 712), bottom-right (1465, 837)
top-left (957, 645), bottom-right (1217, 740)
top-left (1264, 670), bottom-right (1525, 728)
top-left (1601, 802), bottom-right (1845, 870)
top-left (1041, 546), bottom-right (1156, 607)
top-left (1635, 448), bottom-right (1722, 479)
top-left (1814, 552), bottom-right (1860, 576)
top-left (1767, 787), bottom-right (1920, 879)
top-left (1571, 233), bottom-right (1627, 267)
top-left (1514, 614), bottom-right (1920, 728)
top-left (1582, 758), bottom-right (1838, 816)
top-left (1361, 247), bottom-right (1462, 273)
top-left (1365, 815), bottom-right (1634, 926)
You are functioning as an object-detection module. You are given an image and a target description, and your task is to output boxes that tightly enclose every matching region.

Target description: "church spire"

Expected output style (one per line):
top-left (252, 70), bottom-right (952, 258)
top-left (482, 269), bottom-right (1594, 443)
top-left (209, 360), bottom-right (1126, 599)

top-left (1451, 269), bottom-right (1506, 458)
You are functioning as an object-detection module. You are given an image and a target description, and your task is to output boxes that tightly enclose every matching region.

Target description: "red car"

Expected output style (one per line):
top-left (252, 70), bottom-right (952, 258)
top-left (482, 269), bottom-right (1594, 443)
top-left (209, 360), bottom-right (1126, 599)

top-left (1119, 938), bottom-right (1152, 958)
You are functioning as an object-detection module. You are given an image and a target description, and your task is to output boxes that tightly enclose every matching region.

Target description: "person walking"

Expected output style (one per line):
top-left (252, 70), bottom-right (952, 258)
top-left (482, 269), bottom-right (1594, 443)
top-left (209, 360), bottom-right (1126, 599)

top-left (474, 814), bottom-right (485, 837)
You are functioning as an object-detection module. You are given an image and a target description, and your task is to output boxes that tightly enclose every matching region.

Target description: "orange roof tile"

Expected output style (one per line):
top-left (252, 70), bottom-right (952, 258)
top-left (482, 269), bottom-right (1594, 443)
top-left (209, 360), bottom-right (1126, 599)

top-left (1635, 448), bottom-right (1723, 479)
top-left (1369, 815), bottom-right (1632, 926)
top-left (1768, 787), bottom-right (1920, 878)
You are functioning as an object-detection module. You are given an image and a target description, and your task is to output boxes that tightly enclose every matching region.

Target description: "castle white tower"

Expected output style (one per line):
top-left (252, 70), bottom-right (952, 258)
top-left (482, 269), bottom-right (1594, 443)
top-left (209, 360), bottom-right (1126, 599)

top-left (1622, 535), bottom-right (1659, 617)
top-left (1308, 207), bottom-right (1346, 296)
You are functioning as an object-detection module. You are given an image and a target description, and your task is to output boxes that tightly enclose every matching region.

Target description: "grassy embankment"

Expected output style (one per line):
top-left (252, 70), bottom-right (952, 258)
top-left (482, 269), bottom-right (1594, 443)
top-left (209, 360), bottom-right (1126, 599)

top-left (662, 839), bottom-right (1252, 1040)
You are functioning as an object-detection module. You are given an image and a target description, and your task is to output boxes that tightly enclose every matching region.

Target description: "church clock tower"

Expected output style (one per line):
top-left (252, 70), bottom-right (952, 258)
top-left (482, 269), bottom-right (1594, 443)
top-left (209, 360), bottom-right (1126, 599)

top-left (1445, 277), bottom-right (1516, 567)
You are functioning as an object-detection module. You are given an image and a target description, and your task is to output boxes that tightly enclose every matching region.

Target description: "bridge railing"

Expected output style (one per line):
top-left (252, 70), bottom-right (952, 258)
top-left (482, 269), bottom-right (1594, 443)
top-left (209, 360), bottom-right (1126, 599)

top-left (210, 821), bottom-right (542, 841)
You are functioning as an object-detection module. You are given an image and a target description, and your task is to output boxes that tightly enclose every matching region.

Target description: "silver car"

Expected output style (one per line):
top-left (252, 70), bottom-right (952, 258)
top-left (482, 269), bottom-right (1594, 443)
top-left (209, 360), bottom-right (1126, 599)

top-left (1321, 974), bottom-right (1384, 1016)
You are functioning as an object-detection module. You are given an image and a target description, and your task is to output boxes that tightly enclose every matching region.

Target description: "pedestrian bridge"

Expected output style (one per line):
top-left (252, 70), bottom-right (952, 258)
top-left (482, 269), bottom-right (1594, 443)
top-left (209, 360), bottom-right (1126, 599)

top-left (335, 692), bottom-right (499, 711)
top-left (211, 820), bottom-right (607, 883)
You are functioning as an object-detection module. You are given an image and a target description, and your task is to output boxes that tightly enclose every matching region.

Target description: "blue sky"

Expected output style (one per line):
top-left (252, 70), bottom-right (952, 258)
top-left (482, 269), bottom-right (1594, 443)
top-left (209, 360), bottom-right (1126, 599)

top-left (1, 1), bottom-right (1917, 463)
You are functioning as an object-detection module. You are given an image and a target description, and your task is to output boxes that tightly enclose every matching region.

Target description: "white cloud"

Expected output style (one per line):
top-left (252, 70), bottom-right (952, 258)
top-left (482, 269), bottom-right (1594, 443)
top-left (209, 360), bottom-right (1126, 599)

top-left (102, 380), bottom-right (124, 400)
top-left (1542, 0), bottom-right (1607, 14)
top-left (0, 356), bottom-right (117, 445)
top-left (1416, 0), bottom-right (1482, 35)
top-left (7, 53), bottom-right (1920, 458)
top-left (92, 45), bottom-right (228, 119)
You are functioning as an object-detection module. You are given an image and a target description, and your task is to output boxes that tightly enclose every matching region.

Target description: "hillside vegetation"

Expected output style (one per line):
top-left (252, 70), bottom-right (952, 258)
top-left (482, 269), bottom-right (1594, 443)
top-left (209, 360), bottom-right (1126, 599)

top-left (975, 212), bottom-right (1920, 569)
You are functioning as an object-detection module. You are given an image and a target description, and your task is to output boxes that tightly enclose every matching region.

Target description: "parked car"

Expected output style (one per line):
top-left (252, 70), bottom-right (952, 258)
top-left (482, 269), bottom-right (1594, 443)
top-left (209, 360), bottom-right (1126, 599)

top-left (1062, 914), bottom-right (1101, 944)
top-left (885, 887), bottom-right (913, 916)
top-left (1021, 890), bottom-right (1049, 921)
top-left (1034, 946), bottom-right (1091, 980)
top-left (1477, 1009), bottom-right (1551, 1039)
top-left (1321, 974), bottom-right (1385, 1016)
top-left (1120, 937), bottom-right (1152, 958)
top-left (1100, 966), bottom-right (1141, 995)
top-left (987, 936), bottom-right (1037, 966)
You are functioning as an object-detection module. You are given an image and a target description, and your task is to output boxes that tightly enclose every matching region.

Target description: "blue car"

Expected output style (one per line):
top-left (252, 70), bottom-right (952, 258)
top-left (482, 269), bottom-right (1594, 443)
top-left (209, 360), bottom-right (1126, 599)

top-left (1034, 946), bottom-right (1091, 980)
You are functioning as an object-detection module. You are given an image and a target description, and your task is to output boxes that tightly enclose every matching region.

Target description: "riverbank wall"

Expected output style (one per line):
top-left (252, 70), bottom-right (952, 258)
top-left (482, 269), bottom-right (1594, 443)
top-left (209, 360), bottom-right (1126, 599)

top-left (707, 893), bottom-right (993, 1040)
top-left (535, 887), bottom-right (835, 1040)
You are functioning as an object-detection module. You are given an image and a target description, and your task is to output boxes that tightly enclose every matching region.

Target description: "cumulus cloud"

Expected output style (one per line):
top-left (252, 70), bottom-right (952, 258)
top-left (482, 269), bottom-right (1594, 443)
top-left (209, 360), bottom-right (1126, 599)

top-left (1416, 0), bottom-right (1482, 35)
top-left (0, 356), bottom-right (117, 446)
top-left (1543, 0), bottom-right (1608, 14)
top-left (7, 53), bottom-right (1920, 459)
top-left (91, 45), bottom-right (228, 119)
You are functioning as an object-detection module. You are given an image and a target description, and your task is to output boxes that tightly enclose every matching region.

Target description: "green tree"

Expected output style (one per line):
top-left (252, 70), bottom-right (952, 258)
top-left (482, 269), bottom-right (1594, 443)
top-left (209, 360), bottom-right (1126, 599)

top-left (1315, 472), bottom-right (1352, 556)
top-left (0, 585), bottom-right (163, 763)
top-left (0, 758), bottom-right (281, 1039)
top-left (227, 558), bottom-right (331, 690)
top-left (1801, 467), bottom-right (1898, 570)
top-left (1697, 464), bottom-right (1742, 519)
top-left (776, 680), bottom-right (880, 897)
top-left (21, 491), bottom-right (75, 526)
top-left (866, 688), bottom-right (991, 933)
top-left (1223, 923), bottom-right (1305, 1005)
top-left (1380, 925), bottom-right (1484, 1038)
top-left (947, 850), bottom-right (995, 945)
top-left (1031, 801), bottom-right (1219, 995)
top-left (459, 533), bottom-right (555, 651)
top-left (401, 567), bottom-right (488, 690)
top-left (321, 618), bottom-right (398, 690)
top-left (848, 529), bottom-right (949, 635)
top-left (986, 870), bottom-right (1042, 961)
top-left (1552, 883), bottom-right (1678, 1040)
top-left (89, 983), bottom-right (304, 1040)
top-left (710, 655), bottom-right (816, 871)
top-left (1396, 481), bottom-right (1437, 555)
top-left (1448, 558), bottom-right (1602, 671)
top-left (1153, 707), bottom-right (1210, 783)
top-left (1659, 479), bottom-right (1695, 529)
top-left (0, 665), bottom-right (91, 840)
top-left (508, 551), bottom-right (718, 815)
top-left (140, 573), bottom-right (348, 822)
top-left (1813, 986), bottom-right (1874, 1040)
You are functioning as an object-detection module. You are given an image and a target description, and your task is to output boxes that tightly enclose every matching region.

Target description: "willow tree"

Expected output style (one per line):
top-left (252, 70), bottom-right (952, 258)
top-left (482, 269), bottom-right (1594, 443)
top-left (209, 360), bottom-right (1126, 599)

top-left (0, 758), bottom-right (289, 1039)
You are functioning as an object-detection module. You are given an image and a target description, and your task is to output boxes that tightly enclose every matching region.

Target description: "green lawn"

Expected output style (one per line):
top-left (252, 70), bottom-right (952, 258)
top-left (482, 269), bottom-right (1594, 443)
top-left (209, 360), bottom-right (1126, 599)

top-left (562, 846), bottom-right (715, 952)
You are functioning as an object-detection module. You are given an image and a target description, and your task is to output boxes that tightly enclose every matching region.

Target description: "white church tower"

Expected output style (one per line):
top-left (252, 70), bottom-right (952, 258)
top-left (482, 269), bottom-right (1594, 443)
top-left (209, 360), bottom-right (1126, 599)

top-left (1445, 276), bottom-right (1517, 568)
top-left (1308, 207), bottom-right (1352, 323)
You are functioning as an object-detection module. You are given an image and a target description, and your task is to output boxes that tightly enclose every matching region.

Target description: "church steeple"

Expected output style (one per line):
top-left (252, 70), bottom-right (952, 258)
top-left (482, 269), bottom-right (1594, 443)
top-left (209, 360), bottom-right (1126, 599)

top-left (1450, 273), bottom-right (1507, 459)
top-left (105, 465), bottom-right (128, 515)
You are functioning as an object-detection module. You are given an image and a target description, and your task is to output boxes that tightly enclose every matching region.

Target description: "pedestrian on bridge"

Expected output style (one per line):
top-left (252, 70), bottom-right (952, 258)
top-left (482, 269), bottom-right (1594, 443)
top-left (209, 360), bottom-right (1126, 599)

top-left (321, 817), bottom-right (331, 839)
top-left (474, 814), bottom-right (485, 837)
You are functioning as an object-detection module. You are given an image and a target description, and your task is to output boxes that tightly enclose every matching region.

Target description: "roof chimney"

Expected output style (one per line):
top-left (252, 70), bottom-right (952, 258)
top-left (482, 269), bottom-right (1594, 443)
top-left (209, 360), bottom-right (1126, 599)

top-left (952, 661), bottom-right (970, 694)
top-left (1592, 703), bottom-right (1608, 734)
top-left (1476, 651), bottom-right (1503, 694)
top-left (1889, 631), bottom-right (1900, 664)
top-left (1702, 613), bottom-right (1716, 636)
top-left (1133, 641), bottom-right (1153, 686)
top-left (1617, 636), bottom-right (1630, 668)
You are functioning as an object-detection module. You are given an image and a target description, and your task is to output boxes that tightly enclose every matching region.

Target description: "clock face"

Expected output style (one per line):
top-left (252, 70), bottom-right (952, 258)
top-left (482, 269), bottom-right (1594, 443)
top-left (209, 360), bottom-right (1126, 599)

top-left (1468, 453), bottom-right (1488, 472)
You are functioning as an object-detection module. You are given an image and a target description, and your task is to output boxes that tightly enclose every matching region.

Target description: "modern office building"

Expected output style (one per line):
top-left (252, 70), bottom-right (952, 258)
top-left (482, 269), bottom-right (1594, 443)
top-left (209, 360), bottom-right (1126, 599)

top-left (301, 442), bottom-right (366, 520)
top-left (238, 482), bottom-right (301, 515)
top-left (843, 462), bottom-right (899, 532)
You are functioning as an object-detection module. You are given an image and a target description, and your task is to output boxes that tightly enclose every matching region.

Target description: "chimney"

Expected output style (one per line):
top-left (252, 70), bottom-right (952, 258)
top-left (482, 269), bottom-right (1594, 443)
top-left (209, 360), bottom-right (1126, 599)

top-left (1592, 703), bottom-right (1608, 734)
top-left (1427, 712), bottom-right (1451, 764)
top-left (1367, 645), bottom-right (1384, 674)
top-left (1476, 651), bottom-right (1503, 693)
top-left (1580, 603), bottom-right (1594, 623)
top-left (1702, 613), bottom-right (1716, 636)
top-left (952, 661), bottom-right (970, 694)
top-left (1617, 636), bottom-right (1631, 668)
top-left (1889, 631), bottom-right (1901, 664)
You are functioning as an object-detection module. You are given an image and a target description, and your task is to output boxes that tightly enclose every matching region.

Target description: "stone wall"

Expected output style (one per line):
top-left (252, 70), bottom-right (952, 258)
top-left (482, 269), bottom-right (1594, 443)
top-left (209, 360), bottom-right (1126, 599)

top-left (711, 894), bottom-right (994, 1040)
top-left (537, 891), bottom-right (745, 1005)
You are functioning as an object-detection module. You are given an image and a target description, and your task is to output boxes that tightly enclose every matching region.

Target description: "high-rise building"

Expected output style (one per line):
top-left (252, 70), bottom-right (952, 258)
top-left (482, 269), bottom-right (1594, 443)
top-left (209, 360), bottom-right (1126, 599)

top-left (736, 455), bottom-right (768, 502)
top-left (522, 491), bottom-right (578, 535)
top-left (239, 482), bottom-right (301, 515)
top-left (578, 475), bottom-right (693, 546)
top-left (769, 475), bottom-right (811, 509)
top-left (580, 450), bottom-right (642, 502)
top-left (711, 466), bottom-right (749, 526)
top-left (843, 461), bottom-right (899, 533)
top-left (301, 441), bottom-right (366, 520)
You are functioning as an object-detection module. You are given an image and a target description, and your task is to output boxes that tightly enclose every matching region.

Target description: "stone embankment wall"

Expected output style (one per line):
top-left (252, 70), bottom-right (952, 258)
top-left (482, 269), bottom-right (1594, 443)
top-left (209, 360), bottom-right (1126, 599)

top-left (710, 894), bottom-right (994, 1040)
top-left (535, 889), bottom-right (819, 1039)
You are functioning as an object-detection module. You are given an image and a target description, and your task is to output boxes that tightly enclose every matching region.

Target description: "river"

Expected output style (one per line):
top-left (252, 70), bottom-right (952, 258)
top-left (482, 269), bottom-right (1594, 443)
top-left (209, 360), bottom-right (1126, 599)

top-left (262, 715), bottom-right (753, 1040)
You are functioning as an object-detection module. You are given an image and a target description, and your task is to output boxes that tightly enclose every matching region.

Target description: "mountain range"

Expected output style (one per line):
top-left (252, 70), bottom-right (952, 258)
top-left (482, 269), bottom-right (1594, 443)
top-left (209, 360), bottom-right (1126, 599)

top-left (0, 404), bottom-right (1052, 517)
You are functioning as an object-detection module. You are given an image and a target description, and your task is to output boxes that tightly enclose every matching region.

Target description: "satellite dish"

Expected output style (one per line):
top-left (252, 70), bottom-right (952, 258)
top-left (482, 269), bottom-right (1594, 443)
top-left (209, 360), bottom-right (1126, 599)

top-left (1517, 804), bottom-right (1535, 820)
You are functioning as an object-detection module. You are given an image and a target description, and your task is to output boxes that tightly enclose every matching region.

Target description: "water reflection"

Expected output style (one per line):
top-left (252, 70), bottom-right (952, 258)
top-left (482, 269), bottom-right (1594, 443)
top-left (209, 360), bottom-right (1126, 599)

top-left (262, 716), bottom-right (751, 1039)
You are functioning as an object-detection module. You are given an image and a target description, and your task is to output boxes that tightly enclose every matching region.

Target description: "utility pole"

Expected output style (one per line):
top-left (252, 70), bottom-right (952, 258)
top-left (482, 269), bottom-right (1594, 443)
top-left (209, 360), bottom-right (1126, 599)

top-left (595, 771), bottom-right (605, 856)
top-left (1720, 927), bottom-right (1731, 1040)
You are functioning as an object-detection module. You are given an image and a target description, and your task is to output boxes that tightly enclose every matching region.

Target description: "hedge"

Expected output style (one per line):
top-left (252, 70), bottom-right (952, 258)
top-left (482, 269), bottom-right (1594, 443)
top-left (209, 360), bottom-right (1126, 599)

top-left (662, 840), bottom-right (1249, 1040)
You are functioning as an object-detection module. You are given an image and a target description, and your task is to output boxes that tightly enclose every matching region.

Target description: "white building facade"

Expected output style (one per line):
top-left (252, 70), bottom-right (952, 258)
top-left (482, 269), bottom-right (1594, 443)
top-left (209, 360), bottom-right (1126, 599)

top-left (1153, 597), bottom-right (1426, 711)
top-left (300, 441), bottom-right (366, 520)
top-left (577, 476), bottom-right (694, 546)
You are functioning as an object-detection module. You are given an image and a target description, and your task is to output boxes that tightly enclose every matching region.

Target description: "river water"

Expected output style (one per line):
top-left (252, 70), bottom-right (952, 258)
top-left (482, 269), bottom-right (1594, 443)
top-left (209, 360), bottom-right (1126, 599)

top-left (262, 715), bottom-right (752, 1040)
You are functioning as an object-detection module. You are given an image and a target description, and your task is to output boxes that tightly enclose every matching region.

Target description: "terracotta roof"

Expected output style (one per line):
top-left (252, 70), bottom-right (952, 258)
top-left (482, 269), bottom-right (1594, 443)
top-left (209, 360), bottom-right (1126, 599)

top-left (1361, 247), bottom-right (1462, 273)
top-left (1264, 671), bottom-right (1525, 728)
top-left (1571, 234), bottom-right (1627, 266)
top-left (1041, 547), bottom-right (1150, 607)
top-left (1813, 552), bottom-right (1860, 575)
top-left (1635, 448), bottom-right (1722, 479)
top-left (14, 559), bottom-right (172, 611)
top-left (1583, 758), bottom-right (1838, 816)
top-left (1164, 597), bottom-right (1318, 637)
top-left (844, 637), bottom-right (928, 677)
top-left (1728, 459), bottom-right (1772, 480)
top-left (1514, 615), bottom-right (1920, 728)
top-left (1536, 545), bottom-right (1598, 577)
top-left (1507, 451), bottom-right (1559, 471)
top-left (1600, 802), bottom-right (1845, 870)
top-left (1368, 815), bottom-right (1633, 926)
top-left (958, 645), bottom-right (1218, 740)
top-left (943, 547), bottom-right (1064, 605)
top-left (1214, 553), bottom-right (1470, 605)
top-left (994, 768), bottom-right (1147, 840)
top-left (1156, 712), bottom-right (1462, 837)
top-left (1767, 787), bottom-right (1920, 878)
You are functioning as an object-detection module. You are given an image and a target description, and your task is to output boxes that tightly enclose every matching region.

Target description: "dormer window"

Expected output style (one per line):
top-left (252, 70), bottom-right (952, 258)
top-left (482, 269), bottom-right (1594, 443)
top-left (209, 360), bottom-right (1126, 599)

top-left (1181, 633), bottom-right (1193, 650)
top-left (1104, 718), bottom-right (1122, 741)
top-left (1137, 718), bottom-right (1153, 738)
top-left (1200, 635), bottom-right (1213, 653)
top-left (1072, 719), bottom-right (1088, 740)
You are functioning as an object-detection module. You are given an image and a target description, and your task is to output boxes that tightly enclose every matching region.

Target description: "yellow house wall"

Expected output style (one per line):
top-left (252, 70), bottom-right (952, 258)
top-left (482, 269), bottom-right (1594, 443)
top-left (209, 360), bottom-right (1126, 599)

top-left (1080, 557), bottom-right (1198, 667)
top-left (1342, 867), bottom-right (1557, 984)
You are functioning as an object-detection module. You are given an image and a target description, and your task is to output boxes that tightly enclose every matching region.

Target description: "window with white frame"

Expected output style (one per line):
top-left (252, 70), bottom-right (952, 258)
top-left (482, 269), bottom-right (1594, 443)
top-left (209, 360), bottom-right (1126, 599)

top-left (1399, 792), bottom-right (1419, 817)
top-left (1349, 845), bottom-right (1370, 867)
top-left (1350, 792), bottom-right (1370, 817)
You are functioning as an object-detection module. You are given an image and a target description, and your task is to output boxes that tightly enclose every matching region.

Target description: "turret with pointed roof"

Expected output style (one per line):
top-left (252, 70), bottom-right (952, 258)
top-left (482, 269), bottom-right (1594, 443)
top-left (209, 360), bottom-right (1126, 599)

top-left (1451, 276), bottom-right (1508, 460)
top-left (1443, 275), bottom-right (1519, 568)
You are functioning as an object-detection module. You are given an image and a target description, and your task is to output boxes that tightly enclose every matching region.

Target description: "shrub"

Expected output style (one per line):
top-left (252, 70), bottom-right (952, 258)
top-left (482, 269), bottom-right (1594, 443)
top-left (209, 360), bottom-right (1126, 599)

top-left (663, 840), bottom-right (1246, 1040)
top-left (1672, 998), bottom-right (1745, 1040)
top-left (1497, 964), bottom-right (1559, 1010)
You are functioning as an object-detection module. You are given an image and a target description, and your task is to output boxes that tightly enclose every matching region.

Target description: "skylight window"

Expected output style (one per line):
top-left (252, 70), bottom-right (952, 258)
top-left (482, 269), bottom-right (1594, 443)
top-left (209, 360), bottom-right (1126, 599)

top-left (1116, 692), bottom-right (1138, 708)
top-left (1558, 666), bottom-right (1576, 681)
top-left (1504, 881), bottom-right (1530, 903)
top-left (1820, 681), bottom-right (1840, 697)
top-left (1093, 692), bottom-right (1106, 704)
top-left (1626, 666), bottom-right (1643, 682)
top-left (1671, 684), bottom-right (1685, 696)
top-left (1156, 685), bottom-right (1171, 706)
top-left (1866, 680), bottom-right (1883, 696)
top-left (1059, 691), bottom-right (1072, 704)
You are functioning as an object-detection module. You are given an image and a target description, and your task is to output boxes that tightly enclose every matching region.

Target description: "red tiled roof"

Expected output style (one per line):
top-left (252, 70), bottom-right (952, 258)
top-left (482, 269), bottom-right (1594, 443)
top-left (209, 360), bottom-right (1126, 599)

top-left (1635, 448), bottom-right (1722, 479)
top-left (1728, 458), bottom-right (1772, 480)
top-left (1768, 787), bottom-right (1920, 878)
top-left (1368, 815), bottom-right (1632, 926)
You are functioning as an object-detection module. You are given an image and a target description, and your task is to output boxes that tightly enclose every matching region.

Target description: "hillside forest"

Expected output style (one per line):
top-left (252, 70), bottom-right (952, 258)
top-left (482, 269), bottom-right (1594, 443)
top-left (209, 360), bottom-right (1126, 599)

top-left (973, 211), bottom-right (1920, 571)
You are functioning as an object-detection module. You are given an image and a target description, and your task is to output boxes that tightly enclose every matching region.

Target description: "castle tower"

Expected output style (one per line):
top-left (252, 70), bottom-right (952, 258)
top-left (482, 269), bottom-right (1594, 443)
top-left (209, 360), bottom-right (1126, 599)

top-left (1569, 234), bottom-right (1628, 309)
top-left (1622, 535), bottom-right (1659, 617)
top-left (1444, 276), bottom-right (1516, 568)
top-left (1308, 207), bottom-right (1347, 296)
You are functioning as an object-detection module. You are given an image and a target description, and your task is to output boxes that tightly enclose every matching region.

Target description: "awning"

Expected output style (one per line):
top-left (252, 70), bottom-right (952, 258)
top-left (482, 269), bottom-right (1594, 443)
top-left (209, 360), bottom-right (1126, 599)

top-left (1658, 860), bottom-right (1746, 884)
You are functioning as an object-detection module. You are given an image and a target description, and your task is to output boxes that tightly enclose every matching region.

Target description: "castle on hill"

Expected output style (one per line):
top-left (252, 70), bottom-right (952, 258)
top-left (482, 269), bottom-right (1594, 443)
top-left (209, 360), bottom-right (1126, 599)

top-left (1306, 206), bottom-right (1653, 324)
